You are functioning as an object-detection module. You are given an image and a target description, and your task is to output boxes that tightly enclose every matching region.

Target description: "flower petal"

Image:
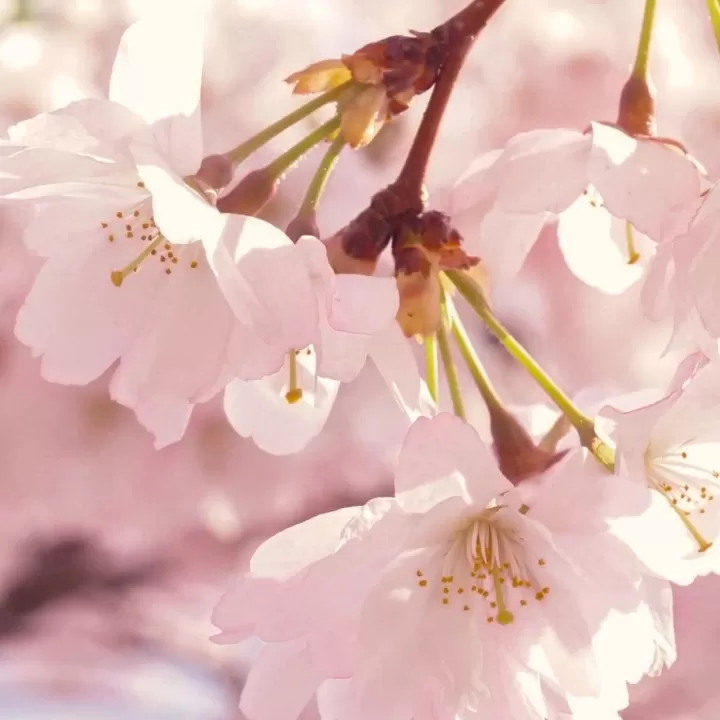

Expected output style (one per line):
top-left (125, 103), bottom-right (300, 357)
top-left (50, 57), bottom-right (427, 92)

top-left (240, 641), bottom-right (323, 720)
top-left (493, 129), bottom-right (591, 215)
top-left (557, 197), bottom-right (654, 294)
top-left (589, 123), bottom-right (703, 241)
top-left (223, 359), bottom-right (339, 456)
top-left (109, 8), bottom-right (205, 173)
top-left (395, 414), bottom-right (511, 512)
top-left (109, 253), bottom-right (233, 447)
top-left (368, 323), bottom-right (436, 421)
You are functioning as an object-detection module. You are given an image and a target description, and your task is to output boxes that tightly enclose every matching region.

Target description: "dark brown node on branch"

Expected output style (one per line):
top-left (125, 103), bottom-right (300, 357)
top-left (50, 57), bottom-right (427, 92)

top-left (392, 210), bottom-right (479, 337)
top-left (394, 210), bottom-right (480, 273)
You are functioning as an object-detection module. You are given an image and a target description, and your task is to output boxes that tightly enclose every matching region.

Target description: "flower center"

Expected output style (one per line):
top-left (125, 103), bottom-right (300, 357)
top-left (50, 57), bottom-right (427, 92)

top-left (416, 513), bottom-right (549, 625)
top-left (101, 194), bottom-right (201, 286)
top-left (646, 445), bottom-right (718, 552)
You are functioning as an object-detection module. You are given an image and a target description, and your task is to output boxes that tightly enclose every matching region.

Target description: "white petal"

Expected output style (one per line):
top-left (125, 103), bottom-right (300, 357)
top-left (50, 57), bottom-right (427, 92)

top-left (557, 197), bottom-right (654, 294)
top-left (109, 8), bottom-right (205, 173)
top-left (223, 356), bottom-right (339, 456)
top-left (130, 138), bottom-right (220, 243)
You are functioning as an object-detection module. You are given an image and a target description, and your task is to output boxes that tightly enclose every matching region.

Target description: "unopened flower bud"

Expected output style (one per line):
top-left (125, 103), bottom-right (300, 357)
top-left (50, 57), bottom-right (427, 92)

top-left (286, 31), bottom-right (448, 148)
top-left (216, 169), bottom-right (278, 217)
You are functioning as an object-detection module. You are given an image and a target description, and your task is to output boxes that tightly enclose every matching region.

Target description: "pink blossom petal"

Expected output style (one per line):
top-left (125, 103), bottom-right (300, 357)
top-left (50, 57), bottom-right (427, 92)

top-left (557, 197), bottom-right (654, 294)
top-left (316, 325), bottom-right (375, 384)
top-left (208, 216), bottom-right (320, 367)
top-left (108, 254), bottom-right (233, 447)
top-left (212, 501), bottom-right (400, 646)
top-left (589, 123), bottom-right (703, 241)
top-left (641, 240), bottom-right (676, 321)
top-left (493, 129), bottom-right (591, 214)
top-left (0, 147), bottom-right (141, 201)
top-left (210, 505), bottom-right (362, 641)
top-left (109, 9), bottom-right (205, 174)
top-left (599, 392), bottom-right (678, 477)
top-left (240, 641), bottom-right (323, 720)
top-left (458, 207), bottom-right (547, 281)
top-left (328, 274), bottom-right (399, 335)
top-left (687, 220), bottom-right (720, 337)
top-left (395, 414), bottom-right (510, 512)
top-left (123, 394), bottom-right (193, 449)
top-left (368, 323), bottom-right (436, 421)
top-left (8, 98), bottom-right (142, 159)
top-left (22, 198), bottom-right (140, 258)
top-left (448, 148), bottom-right (503, 217)
top-left (15, 229), bottom-right (160, 384)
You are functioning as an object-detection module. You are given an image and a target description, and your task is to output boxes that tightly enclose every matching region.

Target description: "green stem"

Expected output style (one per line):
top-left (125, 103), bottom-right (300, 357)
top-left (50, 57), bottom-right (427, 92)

top-left (632, 0), bottom-right (657, 80)
top-left (446, 269), bottom-right (615, 471)
top-left (225, 82), bottom-right (352, 166)
top-left (13, 0), bottom-right (31, 21)
top-left (448, 301), bottom-right (504, 412)
top-left (300, 133), bottom-right (345, 215)
top-left (265, 117), bottom-right (341, 181)
top-left (707, 0), bottom-right (720, 55)
top-left (437, 302), bottom-right (466, 420)
top-left (424, 334), bottom-right (440, 404)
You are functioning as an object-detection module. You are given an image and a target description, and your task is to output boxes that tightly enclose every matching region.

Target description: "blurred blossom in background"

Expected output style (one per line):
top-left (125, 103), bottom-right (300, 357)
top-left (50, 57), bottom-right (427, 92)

top-left (1, 0), bottom-right (720, 718)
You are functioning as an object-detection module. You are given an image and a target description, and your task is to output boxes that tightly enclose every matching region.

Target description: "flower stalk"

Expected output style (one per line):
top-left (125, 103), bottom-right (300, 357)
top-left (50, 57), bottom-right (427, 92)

top-left (424, 334), bottom-right (440, 404)
top-left (265, 117), bottom-right (341, 180)
top-left (707, 0), bottom-right (720, 55)
top-left (445, 269), bottom-right (615, 472)
top-left (632, 0), bottom-right (657, 81)
top-left (225, 82), bottom-right (352, 166)
top-left (299, 133), bottom-right (345, 216)
top-left (437, 297), bottom-right (465, 419)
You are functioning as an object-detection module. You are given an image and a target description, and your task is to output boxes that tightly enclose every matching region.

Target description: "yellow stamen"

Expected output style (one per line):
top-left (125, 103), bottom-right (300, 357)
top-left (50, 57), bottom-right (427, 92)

top-left (110, 235), bottom-right (164, 287)
top-left (492, 570), bottom-right (514, 625)
top-left (285, 351), bottom-right (303, 404)
top-left (625, 221), bottom-right (640, 264)
top-left (665, 495), bottom-right (713, 552)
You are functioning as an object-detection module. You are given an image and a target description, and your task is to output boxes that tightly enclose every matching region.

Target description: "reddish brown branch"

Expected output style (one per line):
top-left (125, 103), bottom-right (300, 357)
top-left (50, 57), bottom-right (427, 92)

top-left (334, 0), bottom-right (510, 270)
top-left (398, 0), bottom-right (509, 200)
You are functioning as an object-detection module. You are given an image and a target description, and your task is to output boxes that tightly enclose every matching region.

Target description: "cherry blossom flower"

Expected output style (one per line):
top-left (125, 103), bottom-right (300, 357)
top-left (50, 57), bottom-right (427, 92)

top-left (599, 354), bottom-right (720, 584)
top-left (641, 181), bottom-right (720, 355)
top-left (0, 10), bottom-right (424, 453)
top-left (450, 123), bottom-right (705, 294)
top-left (211, 414), bottom-right (673, 720)
top-left (218, 234), bottom-right (427, 455)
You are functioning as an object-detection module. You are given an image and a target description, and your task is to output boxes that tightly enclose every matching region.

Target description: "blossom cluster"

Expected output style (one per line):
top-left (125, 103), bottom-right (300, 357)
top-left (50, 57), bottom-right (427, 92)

top-left (4, 0), bottom-right (720, 718)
